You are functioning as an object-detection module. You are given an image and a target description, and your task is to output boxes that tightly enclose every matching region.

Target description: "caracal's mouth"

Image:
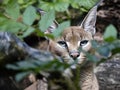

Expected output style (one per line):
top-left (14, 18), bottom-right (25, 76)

top-left (59, 55), bottom-right (87, 69)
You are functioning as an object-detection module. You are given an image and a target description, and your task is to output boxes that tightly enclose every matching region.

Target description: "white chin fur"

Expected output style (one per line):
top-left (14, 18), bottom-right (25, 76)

top-left (71, 65), bottom-right (77, 69)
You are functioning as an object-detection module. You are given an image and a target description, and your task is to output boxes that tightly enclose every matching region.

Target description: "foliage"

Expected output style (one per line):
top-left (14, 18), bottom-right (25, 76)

top-left (0, 0), bottom-right (120, 89)
top-left (38, 0), bottom-right (98, 12)
top-left (39, 10), bottom-right (55, 32)
top-left (0, 0), bottom-right (98, 38)
top-left (103, 24), bottom-right (117, 42)
top-left (6, 59), bottom-right (70, 81)
top-left (52, 21), bottom-right (70, 37)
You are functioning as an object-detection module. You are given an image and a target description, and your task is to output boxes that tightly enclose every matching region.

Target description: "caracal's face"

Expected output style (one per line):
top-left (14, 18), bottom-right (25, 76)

top-left (47, 5), bottom-right (97, 66)
top-left (49, 26), bottom-right (93, 65)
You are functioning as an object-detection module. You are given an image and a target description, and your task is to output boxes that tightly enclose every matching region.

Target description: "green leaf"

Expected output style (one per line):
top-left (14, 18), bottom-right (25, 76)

top-left (86, 53), bottom-right (98, 62)
top-left (5, 0), bottom-right (20, 20)
top-left (39, 0), bottom-right (69, 12)
top-left (103, 24), bottom-right (117, 42)
top-left (97, 45), bottom-right (111, 57)
top-left (16, 61), bottom-right (37, 69)
top-left (70, 0), bottom-right (79, 8)
top-left (2, 0), bottom-right (10, 4)
top-left (22, 27), bottom-right (35, 37)
top-left (54, 1), bottom-right (69, 12)
top-left (15, 72), bottom-right (30, 82)
top-left (23, 6), bottom-right (37, 25)
top-left (112, 48), bottom-right (120, 55)
top-left (39, 10), bottom-right (55, 32)
top-left (18, 0), bottom-right (24, 4)
top-left (0, 18), bottom-right (26, 33)
top-left (6, 64), bottom-right (19, 70)
top-left (36, 30), bottom-right (54, 39)
top-left (78, 0), bottom-right (97, 10)
top-left (39, 60), bottom-right (69, 72)
top-left (52, 21), bottom-right (70, 37)
top-left (109, 40), bottom-right (120, 55)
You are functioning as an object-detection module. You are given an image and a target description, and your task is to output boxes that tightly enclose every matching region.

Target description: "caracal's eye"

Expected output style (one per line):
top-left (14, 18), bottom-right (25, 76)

top-left (80, 40), bottom-right (88, 46)
top-left (57, 41), bottom-right (67, 48)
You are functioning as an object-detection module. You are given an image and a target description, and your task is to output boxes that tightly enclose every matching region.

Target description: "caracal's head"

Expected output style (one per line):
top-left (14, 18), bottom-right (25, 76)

top-left (49, 26), bottom-right (94, 65)
top-left (39, 5), bottom-right (98, 66)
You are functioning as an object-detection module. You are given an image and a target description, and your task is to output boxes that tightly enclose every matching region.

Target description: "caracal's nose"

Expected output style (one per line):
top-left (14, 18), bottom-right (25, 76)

top-left (69, 51), bottom-right (80, 60)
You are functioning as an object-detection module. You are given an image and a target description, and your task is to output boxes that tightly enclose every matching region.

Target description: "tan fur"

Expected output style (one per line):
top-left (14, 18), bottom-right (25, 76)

top-left (49, 26), bottom-right (93, 64)
top-left (48, 26), bottom-right (99, 90)
top-left (37, 4), bottom-right (100, 90)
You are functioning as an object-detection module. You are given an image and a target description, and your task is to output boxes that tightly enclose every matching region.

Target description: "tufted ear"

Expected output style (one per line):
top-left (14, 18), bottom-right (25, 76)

top-left (37, 9), bottom-right (58, 34)
top-left (80, 5), bottom-right (98, 35)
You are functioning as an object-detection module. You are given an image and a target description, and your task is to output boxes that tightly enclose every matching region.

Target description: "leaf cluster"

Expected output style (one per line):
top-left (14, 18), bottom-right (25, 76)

top-left (0, 0), bottom-right (98, 38)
